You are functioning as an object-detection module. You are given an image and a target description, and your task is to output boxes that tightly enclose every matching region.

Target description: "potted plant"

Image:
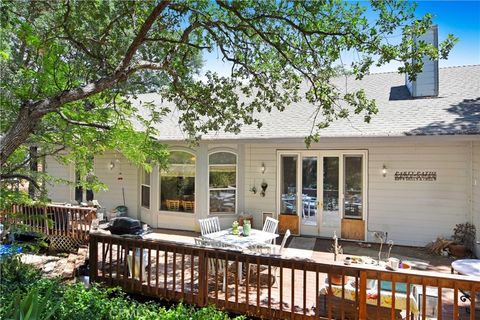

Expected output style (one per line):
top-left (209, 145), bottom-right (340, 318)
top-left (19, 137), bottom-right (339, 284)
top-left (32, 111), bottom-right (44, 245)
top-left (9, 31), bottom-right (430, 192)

top-left (448, 222), bottom-right (476, 257)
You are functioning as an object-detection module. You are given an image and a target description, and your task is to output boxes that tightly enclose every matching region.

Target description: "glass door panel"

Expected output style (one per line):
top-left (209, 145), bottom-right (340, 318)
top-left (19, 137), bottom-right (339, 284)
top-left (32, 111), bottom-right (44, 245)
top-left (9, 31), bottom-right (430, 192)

top-left (280, 155), bottom-right (298, 214)
top-left (344, 156), bottom-right (363, 219)
top-left (301, 157), bottom-right (318, 227)
top-left (319, 157), bottom-right (341, 237)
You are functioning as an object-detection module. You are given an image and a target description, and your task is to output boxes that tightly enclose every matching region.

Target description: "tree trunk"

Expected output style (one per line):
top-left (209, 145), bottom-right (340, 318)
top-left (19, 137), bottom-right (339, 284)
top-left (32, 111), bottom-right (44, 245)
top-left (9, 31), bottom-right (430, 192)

top-left (0, 106), bottom-right (43, 166)
top-left (0, 1), bottom-right (170, 165)
top-left (28, 146), bottom-right (38, 198)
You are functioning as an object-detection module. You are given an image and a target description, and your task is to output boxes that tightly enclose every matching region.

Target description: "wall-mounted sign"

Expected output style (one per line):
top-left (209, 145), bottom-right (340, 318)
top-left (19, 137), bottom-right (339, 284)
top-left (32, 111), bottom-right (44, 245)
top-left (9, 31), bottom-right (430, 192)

top-left (394, 171), bottom-right (437, 181)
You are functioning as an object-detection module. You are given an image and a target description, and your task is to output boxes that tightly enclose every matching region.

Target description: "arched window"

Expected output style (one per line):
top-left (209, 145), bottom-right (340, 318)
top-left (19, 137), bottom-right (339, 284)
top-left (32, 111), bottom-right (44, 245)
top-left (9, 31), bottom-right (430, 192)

top-left (160, 151), bottom-right (196, 213)
top-left (209, 151), bottom-right (237, 214)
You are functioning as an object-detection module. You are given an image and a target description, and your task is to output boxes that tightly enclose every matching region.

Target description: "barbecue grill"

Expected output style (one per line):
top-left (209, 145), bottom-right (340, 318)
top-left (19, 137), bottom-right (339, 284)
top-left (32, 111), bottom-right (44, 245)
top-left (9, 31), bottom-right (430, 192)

top-left (100, 217), bottom-right (151, 266)
top-left (105, 217), bottom-right (151, 237)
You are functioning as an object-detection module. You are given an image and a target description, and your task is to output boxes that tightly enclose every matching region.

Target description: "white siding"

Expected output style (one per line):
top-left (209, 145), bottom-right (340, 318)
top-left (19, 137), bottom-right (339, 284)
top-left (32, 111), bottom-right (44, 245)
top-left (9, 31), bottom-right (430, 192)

top-left (244, 144), bottom-right (278, 229)
top-left (473, 142), bottom-right (480, 257)
top-left (43, 137), bottom-right (476, 247)
top-left (367, 143), bottom-right (468, 246)
top-left (93, 152), bottom-right (139, 218)
top-left (45, 155), bottom-right (74, 202)
top-left (243, 139), bottom-right (471, 246)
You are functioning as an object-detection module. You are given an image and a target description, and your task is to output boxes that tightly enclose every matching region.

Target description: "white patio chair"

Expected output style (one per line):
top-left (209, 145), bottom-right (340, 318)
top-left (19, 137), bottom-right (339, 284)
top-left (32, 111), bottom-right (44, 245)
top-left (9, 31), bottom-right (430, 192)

top-left (198, 216), bottom-right (221, 236)
top-left (262, 217), bottom-right (279, 244)
top-left (271, 229), bottom-right (291, 287)
top-left (250, 229), bottom-right (291, 287)
top-left (194, 237), bottom-right (241, 291)
top-left (271, 229), bottom-right (290, 256)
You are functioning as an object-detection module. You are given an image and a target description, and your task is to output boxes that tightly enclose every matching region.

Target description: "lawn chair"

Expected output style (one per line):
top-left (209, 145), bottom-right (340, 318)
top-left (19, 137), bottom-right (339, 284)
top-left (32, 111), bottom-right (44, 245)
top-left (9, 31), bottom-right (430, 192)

top-left (271, 229), bottom-right (291, 286)
top-left (198, 216), bottom-right (221, 236)
top-left (262, 217), bottom-right (279, 244)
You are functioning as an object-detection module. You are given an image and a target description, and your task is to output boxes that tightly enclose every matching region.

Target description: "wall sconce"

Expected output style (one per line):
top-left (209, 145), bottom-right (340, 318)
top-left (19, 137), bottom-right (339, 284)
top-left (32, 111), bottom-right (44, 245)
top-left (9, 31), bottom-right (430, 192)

top-left (109, 161), bottom-right (115, 170)
top-left (261, 162), bottom-right (266, 174)
top-left (382, 164), bottom-right (387, 177)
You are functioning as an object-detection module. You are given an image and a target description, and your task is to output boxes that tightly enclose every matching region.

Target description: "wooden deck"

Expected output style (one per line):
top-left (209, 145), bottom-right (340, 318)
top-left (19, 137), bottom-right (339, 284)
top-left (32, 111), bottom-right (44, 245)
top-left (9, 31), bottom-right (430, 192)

top-left (90, 233), bottom-right (480, 320)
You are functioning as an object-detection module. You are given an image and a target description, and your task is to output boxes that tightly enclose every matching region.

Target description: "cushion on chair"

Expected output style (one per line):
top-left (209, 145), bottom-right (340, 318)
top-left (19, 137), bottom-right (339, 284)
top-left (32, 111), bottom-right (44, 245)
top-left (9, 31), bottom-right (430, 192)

top-left (380, 281), bottom-right (408, 293)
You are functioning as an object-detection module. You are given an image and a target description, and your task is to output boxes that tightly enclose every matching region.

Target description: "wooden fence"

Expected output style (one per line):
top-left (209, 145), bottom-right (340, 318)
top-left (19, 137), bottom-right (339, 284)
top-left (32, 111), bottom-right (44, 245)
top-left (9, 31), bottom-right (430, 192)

top-left (89, 233), bottom-right (480, 320)
top-left (2, 204), bottom-right (96, 244)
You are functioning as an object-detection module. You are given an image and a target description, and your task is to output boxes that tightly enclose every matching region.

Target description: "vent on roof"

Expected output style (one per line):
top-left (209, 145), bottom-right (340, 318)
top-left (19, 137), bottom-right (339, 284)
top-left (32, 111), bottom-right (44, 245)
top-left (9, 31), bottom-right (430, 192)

top-left (405, 25), bottom-right (439, 98)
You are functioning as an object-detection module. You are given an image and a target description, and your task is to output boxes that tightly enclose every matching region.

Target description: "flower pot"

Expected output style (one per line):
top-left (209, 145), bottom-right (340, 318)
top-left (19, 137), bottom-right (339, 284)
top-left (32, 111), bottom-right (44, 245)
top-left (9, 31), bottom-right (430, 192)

top-left (448, 243), bottom-right (468, 258)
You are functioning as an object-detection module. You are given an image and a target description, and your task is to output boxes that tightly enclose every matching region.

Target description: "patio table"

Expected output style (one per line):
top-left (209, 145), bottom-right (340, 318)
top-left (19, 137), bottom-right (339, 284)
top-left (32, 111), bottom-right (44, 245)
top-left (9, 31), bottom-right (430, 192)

top-left (451, 259), bottom-right (480, 305)
top-left (203, 228), bottom-right (279, 281)
top-left (451, 259), bottom-right (480, 277)
top-left (203, 228), bottom-right (278, 248)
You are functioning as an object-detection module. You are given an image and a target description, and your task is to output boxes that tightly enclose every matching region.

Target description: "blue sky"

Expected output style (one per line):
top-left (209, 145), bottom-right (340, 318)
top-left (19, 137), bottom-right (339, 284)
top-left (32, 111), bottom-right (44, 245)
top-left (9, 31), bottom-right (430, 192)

top-left (406, 0), bottom-right (480, 70)
top-left (202, 1), bottom-right (480, 76)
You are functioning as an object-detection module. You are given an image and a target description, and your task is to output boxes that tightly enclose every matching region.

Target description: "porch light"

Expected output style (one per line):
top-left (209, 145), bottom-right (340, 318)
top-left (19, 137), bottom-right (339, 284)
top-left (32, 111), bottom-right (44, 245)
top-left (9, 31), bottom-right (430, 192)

top-left (382, 164), bottom-right (387, 177)
top-left (109, 161), bottom-right (115, 170)
top-left (261, 162), bottom-right (266, 174)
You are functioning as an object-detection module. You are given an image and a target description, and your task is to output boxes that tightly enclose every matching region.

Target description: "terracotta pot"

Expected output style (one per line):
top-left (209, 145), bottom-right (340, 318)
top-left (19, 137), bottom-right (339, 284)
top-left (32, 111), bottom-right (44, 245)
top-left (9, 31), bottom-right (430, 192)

top-left (448, 243), bottom-right (468, 258)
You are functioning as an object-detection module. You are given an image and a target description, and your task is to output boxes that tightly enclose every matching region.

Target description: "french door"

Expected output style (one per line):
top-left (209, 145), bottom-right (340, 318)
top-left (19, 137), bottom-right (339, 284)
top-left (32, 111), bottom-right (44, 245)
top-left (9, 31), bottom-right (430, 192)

top-left (278, 150), bottom-right (366, 238)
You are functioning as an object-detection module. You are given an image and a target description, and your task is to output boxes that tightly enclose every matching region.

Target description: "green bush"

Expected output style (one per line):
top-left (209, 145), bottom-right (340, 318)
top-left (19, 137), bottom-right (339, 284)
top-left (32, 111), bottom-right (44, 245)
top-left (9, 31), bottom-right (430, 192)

top-left (0, 253), bottom-right (42, 299)
top-left (1, 254), bottom-right (245, 320)
top-left (57, 283), bottom-right (245, 320)
top-left (8, 286), bottom-right (58, 320)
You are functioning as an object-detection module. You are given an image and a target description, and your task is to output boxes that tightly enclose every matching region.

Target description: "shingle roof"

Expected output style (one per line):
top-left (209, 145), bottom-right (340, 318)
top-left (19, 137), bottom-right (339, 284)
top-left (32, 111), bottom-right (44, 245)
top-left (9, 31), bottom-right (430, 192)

top-left (133, 65), bottom-right (480, 141)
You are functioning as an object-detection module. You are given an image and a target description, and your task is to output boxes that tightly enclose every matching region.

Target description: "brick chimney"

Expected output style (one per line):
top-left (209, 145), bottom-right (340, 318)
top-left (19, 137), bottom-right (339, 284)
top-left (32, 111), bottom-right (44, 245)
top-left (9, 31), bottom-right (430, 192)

top-left (406, 25), bottom-right (439, 98)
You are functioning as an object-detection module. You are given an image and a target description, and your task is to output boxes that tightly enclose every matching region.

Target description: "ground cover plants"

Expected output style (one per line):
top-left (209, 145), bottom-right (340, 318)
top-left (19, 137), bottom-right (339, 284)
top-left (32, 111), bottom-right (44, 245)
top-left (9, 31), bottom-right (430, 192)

top-left (0, 249), bottom-right (245, 320)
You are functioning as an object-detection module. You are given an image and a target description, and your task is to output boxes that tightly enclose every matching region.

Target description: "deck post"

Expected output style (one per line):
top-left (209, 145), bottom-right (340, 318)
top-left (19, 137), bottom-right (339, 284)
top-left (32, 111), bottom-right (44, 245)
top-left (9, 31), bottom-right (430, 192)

top-left (89, 234), bottom-right (99, 282)
top-left (197, 248), bottom-right (207, 307)
top-left (358, 270), bottom-right (367, 320)
top-left (43, 206), bottom-right (49, 235)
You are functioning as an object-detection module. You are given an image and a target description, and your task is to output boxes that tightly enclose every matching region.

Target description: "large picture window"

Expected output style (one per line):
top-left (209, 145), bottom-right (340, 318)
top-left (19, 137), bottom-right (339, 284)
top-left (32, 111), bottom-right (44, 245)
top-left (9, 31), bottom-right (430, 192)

top-left (343, 155), bottom-right (363, 218)
top-left (160, 151), bottom-right (196, 213)
top-left (141, 169), bottom-right (150, 208)
top-left (209, 152), bottom-right (237, 214)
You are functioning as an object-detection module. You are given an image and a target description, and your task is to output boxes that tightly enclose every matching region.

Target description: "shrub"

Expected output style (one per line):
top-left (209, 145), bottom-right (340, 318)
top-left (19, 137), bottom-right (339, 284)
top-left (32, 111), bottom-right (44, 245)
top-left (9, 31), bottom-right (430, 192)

top-left (57, 283), bottom-right (245, 320)
top-left (8, 285), bottom-right (58, 320)
top-left (1, 255), bottom-right (245, 320)
top-left (452, 222), bottom-right (476, 252)
top-left (0, 251), bottom-right (41, 297)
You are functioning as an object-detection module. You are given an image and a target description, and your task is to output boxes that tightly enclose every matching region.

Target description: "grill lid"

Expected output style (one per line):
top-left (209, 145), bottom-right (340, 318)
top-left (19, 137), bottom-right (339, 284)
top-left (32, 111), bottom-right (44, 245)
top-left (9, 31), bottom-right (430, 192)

top-left (106, 217), bottom-right (143, 235)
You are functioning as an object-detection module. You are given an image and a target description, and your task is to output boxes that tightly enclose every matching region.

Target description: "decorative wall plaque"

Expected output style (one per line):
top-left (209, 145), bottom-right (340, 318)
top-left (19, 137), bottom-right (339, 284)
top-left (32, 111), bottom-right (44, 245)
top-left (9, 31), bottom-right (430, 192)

top-left (394, 171), bottom-right (437, 181)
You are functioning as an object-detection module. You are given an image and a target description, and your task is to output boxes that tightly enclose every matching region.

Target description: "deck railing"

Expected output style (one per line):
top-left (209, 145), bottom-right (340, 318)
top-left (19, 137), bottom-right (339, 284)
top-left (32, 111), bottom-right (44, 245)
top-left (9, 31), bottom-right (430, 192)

top-left (2, 204), bottom-right (96, 244)
top-left (89, 233), bottom-right (479, 320)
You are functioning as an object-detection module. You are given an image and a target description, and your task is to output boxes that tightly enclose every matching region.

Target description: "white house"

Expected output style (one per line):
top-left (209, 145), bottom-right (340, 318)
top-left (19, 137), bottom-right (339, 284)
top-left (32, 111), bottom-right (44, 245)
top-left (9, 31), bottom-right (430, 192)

top-left (44, 26), bottom-right (480, 254)
top-left (45, 60), bottom-right (480, 256)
